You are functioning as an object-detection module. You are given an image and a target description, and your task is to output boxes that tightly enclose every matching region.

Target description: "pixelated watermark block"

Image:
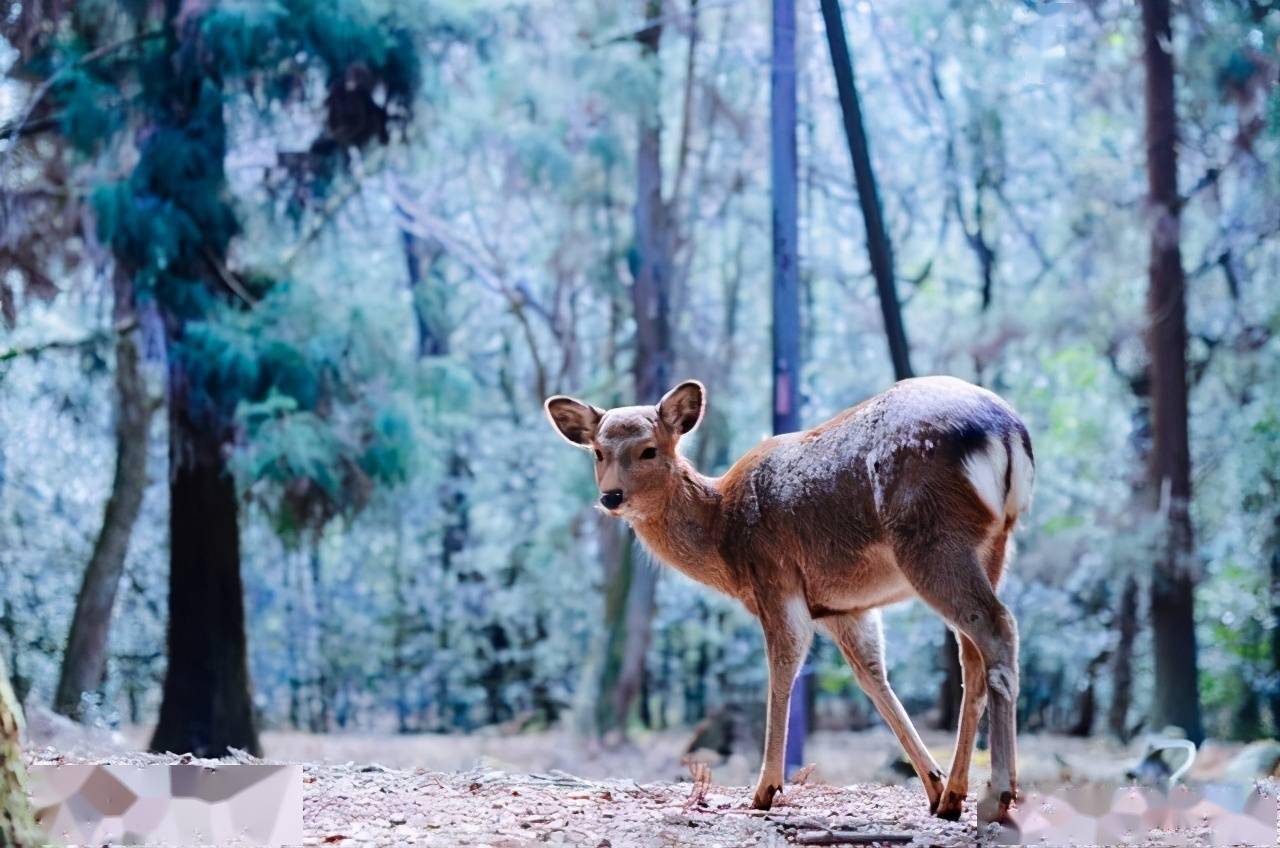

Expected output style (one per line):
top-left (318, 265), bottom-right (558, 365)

top-left (997, 782), bottom-right (1278, 847)
top-left (30, 764), bottom-right (302, 846)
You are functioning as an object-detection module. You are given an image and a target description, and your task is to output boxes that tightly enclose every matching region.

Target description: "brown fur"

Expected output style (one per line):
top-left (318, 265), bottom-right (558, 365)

top-left (544, 378), bottom-right (1033, 823)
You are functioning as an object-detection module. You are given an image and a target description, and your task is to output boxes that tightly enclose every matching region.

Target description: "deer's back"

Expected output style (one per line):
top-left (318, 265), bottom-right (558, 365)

top-left (717, 376), bottom-right (1033, 612)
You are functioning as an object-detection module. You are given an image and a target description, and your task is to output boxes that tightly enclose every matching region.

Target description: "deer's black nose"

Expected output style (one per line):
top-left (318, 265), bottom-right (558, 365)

top-left (600, 490), bottom-right (624, 510)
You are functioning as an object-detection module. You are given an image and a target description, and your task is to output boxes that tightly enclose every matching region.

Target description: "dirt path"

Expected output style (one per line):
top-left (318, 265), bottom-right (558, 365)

top-left (299, 763), bottom-right (978, 847)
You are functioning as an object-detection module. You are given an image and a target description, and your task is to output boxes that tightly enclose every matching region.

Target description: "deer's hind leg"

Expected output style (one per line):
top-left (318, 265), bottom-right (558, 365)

top-left (935, 631), bottom-right (987, 820)
top-left (822, 610), bottom-right (946, 812)
top-left (894, 538), bottom-right (1019, 824)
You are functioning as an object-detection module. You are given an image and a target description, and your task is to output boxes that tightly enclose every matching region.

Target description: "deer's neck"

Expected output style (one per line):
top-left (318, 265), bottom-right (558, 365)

top-left (631, 459), bottom-right (738, 597)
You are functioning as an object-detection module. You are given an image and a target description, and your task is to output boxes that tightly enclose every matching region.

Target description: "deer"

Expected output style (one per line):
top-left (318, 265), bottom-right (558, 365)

top-left (544, 376), bottom-right (1033, 824)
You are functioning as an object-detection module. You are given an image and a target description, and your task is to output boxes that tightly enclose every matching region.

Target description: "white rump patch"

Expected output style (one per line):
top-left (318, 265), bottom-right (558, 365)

top-left (962, 434), bottom-right (1010, 520)
top-left (1008, 435), bottom-right (1035, 515)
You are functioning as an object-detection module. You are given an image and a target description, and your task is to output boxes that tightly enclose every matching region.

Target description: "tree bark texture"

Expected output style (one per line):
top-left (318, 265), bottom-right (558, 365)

top-left (54, 273), bottom-right (154, 720)
top-left (1, 655), bottom-right (39, 847)
top-left (150, 401), bottom-right (260, 756)
top-left (1140, 0), bottom-right (1203, 745)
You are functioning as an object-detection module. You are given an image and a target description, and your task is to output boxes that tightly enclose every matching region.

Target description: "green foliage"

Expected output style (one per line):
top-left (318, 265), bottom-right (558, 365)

top-left (198, 3), bottom-right (293, 79)
top-left (171, 282), bottom-right (418, 537)
top-left (57, 66), bottom-right (122, 154)
top-left (45, 0), bottom-right (427, 543)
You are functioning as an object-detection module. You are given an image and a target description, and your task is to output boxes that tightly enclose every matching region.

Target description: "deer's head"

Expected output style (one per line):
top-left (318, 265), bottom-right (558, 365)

top-left (544, 380), bottom-right (705, 519)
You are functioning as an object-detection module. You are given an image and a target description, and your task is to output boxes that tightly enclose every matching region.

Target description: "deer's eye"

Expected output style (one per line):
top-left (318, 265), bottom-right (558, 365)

top-left (640, 447), bottom-right (657, 460)
top-left (594, 449), bottom-right (604, 462)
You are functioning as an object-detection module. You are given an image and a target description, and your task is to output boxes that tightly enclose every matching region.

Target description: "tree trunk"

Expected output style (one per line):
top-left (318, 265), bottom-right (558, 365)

top-left (1109, 575), bottom-right (1140, 740)
top-left (821, 0), bottom-right (956, 730)
top-left (1140, 0), bottom-right (1203, 745)
top-left (150, 404), bottom-right (260, 756)
top-left (54, 273), bottom-right (153, 720)
top-left (587, 0), bottom-right (674, 741)
top-left (1271, 513), bottom-right (1280, 734)
top-left (1, 655), bottom-right (38, 847)
top-left (936, 633), bottom-right (964, 731)
top-left (402, 230), bottom-right (448, 358)
top-left (587, 516), bottom-right (636, 739)
top-left (820, 0), bottom-right (912, 382)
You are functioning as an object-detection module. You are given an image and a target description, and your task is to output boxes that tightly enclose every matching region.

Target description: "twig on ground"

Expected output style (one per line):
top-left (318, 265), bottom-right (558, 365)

top-left (791, 829), bottom-right (913, 846)
top-left (791, 763), bottom-right (817, 785)
top-left (683, 761), bottom-right (712, 811)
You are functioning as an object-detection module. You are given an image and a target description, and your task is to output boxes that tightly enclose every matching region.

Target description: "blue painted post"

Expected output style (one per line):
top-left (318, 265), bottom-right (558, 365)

top-left (770, 0), bottom-right (811, 778)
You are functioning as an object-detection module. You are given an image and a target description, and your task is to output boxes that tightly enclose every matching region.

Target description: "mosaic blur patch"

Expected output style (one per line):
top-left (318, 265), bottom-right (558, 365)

top-left (996, 782), bottom-right (1278, 847)
top-left (30, 764), bottom-right (302, 846)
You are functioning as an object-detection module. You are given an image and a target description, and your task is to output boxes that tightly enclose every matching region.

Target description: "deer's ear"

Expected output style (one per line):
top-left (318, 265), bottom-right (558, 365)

top-left (544, 396), bottom-right (604, 447)
top-left (657, 380), bottom-right (705, 437)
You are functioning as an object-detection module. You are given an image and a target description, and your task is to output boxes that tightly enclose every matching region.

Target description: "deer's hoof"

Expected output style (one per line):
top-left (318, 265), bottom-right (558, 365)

top-left (925, 770), bottom-right (947, 814)
top-left (976, 789), bottom-right (1015, 825)
top-left (934, 791), bottom-right (965, 821)
top-left (751, 782), bottom-right (781, 810)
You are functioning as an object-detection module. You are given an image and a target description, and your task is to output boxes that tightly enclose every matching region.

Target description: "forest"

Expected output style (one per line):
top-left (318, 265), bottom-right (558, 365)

top-left (1, 0), bottom-right (1279, 843)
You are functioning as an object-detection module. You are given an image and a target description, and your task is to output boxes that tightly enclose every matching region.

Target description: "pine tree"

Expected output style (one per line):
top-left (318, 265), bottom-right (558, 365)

top-left (14, 0), bottom-right (421, 755)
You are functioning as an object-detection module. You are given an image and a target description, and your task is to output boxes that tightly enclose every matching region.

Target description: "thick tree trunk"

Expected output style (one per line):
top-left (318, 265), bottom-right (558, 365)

top-left (1140, 0), bottom-right (1203, 745)
top-left (1, 655), bottom-right (38, 847)
top-left (150, 404), bottom-right (260, 756)
top-left (54, 274), bottom-right (153, 720)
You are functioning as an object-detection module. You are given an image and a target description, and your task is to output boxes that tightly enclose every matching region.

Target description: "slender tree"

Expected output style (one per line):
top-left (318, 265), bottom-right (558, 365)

top-left (818, 0), bottom-right (972, 731)
top-left (1139, 0), bottom-right (1203, 743)
top-left (819, 0), bottom-right (911, 381)
top-left (54, 272), bottom-right (154, 720)
top-left (590, 0), bottom-right (687, 739)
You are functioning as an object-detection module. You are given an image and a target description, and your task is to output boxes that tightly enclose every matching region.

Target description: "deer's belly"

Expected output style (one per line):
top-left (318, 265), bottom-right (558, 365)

top-left (804, 543), bottom-right (915, 616)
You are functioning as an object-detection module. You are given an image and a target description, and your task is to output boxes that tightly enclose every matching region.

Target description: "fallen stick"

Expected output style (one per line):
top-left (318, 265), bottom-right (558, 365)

top-left (791, 829), bottom-right (913, 846)
top-left (683, 761), bottom-right (712, 811)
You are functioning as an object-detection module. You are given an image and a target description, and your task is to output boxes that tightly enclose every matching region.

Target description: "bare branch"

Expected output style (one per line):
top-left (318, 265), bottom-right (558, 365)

top-left (0, 317), bottom-right (138, 363)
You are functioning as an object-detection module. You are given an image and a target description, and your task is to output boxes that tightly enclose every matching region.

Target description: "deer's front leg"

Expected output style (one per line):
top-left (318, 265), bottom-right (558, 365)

top-left (751, 596), bottom-right (814, 810)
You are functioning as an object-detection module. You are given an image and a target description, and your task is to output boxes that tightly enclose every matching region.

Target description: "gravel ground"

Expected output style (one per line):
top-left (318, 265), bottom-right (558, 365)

top-left (24, 736), bottom-right (1277, 847)
top-left (27, 746), bottom-right (982, 847)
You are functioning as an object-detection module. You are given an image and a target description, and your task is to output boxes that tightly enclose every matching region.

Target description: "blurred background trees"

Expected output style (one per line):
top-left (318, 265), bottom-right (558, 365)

top-left (1, 0), bottom-right (1278, 759)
